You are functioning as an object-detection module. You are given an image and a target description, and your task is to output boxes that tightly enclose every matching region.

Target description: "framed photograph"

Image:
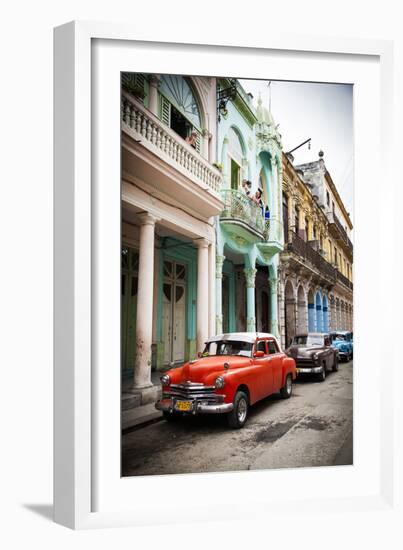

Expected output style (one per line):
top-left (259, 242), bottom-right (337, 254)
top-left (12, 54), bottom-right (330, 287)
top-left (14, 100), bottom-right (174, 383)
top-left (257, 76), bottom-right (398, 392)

top-left (54, 21), bottom-right (395, 529)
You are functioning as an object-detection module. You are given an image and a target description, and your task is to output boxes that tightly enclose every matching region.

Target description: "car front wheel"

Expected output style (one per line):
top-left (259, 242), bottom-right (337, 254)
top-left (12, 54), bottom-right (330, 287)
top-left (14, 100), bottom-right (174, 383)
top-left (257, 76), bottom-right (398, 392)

top-left (332, 354), bottom-right (339, 372)
top-left (227, 391), bottom-right (249, 429)
top-left (280, 373), bottom-right (293, 399)
top-left (318, 363), bottom-right (326, 382)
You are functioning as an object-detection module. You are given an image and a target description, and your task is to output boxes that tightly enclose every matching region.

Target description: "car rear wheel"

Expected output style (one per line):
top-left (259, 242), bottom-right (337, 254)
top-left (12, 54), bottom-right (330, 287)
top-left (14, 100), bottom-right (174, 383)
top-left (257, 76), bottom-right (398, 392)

top-left (332, 354), bottom-right (339, 372)
top-left (280, 374), bottom-right (293, 399)
top-left (227, 391), bottom-right (248, 429)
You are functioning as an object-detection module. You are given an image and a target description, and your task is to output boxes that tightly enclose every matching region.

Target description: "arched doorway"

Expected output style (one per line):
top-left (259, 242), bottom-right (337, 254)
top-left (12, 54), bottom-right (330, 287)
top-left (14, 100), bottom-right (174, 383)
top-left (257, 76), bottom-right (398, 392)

top-left (322, 294), bottom-right (329, 332)
top-left (315, 291), bottom-right (323, 332)
top-left (284, 280), bottom-right (296, 347)
top-left (308, 288), bottom-right (316, 331)
top-left (297, 285), bottom-right (307, 334)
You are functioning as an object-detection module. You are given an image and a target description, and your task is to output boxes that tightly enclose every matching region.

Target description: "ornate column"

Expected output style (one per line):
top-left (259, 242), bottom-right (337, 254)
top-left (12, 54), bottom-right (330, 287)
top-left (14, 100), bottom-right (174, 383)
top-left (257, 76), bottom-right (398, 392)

top-left (244, 267), bottom-right (257, 332)
top-left (215, 254), bottom-right (225, 335)
top-left (133, 213), bottom-right (158, 389)
top-left (148, 75), bottom-right (160, 116)
top-left (195, 239), bottom-right (209, 353)
top-left (208, 240), bottom-right (216, 337)
top-left (202, 129), bottom-right (211, 161)
top-left (269, 275), bottom-right (279, 338)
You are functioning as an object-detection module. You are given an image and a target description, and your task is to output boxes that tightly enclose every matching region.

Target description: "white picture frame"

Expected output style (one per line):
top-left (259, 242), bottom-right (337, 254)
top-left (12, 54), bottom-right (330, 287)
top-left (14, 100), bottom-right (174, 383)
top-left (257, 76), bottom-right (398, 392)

top-left (54, 21), bottom-right (396, 530)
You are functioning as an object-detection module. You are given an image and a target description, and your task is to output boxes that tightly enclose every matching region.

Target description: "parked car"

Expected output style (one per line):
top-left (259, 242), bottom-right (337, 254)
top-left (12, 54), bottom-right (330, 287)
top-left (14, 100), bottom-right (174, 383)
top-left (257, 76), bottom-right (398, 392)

top-left (285, 332), bottom-right (338, 382)
top-left (330, 331), bottom-right (353, 361)
top-left (155, 332), bottom-right (297, 429)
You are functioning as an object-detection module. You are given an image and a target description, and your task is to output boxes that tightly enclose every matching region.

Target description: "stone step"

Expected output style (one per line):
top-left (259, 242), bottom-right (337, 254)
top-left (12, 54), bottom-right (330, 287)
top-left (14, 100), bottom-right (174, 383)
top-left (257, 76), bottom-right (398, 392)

top-left (121, 392), bottom-right (141, 410)
top-left (122, 402), bottom-right (163, 431)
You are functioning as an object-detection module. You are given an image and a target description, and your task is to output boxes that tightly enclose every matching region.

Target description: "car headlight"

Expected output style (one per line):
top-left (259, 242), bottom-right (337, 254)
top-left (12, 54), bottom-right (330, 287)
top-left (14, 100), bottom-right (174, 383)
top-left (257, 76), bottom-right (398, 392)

top-left (160, 374), bottom-right (170, 386)
top-left (215, 375), bottom-right (225, 389)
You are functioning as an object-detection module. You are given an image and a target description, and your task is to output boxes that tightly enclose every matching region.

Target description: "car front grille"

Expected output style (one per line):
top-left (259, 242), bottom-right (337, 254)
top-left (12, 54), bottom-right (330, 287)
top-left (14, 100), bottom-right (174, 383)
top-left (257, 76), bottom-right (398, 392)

top-left (296, 358), bottom-right (318, 368)
top-left (165, 382), bottom-right (221, 403)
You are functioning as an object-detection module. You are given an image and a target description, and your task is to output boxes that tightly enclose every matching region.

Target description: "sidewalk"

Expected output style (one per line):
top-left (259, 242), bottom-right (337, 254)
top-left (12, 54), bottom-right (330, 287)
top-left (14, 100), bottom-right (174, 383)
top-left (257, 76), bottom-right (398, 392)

top-left (121, 371), bottom-right (163, 431)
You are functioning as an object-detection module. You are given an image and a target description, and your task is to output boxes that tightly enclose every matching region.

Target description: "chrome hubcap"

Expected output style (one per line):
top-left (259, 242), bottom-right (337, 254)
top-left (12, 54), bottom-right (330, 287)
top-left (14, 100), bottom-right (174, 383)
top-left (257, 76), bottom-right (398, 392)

top-left (237, 398), bottom-right (247, 422)
top-left (286, 376), bottom-right (292, 394)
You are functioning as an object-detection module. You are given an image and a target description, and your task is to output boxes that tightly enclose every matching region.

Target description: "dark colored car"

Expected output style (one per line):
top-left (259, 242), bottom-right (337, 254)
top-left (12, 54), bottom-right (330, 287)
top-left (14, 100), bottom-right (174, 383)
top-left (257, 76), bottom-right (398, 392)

top-left (286, 332), bottom-right (339, 382)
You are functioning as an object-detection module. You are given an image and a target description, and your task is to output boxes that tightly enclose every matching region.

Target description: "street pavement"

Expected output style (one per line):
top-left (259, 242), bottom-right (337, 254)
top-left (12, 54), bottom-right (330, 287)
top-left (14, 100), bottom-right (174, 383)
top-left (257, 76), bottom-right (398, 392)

top-left (122, 360), bottom-right (353, 476)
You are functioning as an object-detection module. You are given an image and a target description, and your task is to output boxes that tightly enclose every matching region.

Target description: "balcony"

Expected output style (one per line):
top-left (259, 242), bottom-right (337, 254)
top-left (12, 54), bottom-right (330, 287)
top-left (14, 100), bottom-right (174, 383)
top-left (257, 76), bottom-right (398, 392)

top-left (220, 189), bottom-right (266, 237)
top-left (327, 211), bottom-right (353, 253)
top-left (286, 231), bottom-right (336, 282)
top-left (121, 92), bottom-right (223, 218)
top-left (335, 269), bottom-right (353, 290)
top-left (219, 189), bottom-right (283, 253)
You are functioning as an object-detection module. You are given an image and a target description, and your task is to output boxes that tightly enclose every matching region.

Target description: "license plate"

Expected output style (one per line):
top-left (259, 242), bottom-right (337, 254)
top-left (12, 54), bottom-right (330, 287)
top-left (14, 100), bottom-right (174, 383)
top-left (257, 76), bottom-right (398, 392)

top-left (175, 400), bottom-right (192, 412)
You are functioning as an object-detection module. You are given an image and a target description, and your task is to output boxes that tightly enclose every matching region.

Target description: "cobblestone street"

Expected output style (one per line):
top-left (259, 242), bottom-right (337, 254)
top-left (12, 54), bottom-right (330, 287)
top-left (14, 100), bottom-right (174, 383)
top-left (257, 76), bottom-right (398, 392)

top-left (122, 360), bottom-right (353, 476)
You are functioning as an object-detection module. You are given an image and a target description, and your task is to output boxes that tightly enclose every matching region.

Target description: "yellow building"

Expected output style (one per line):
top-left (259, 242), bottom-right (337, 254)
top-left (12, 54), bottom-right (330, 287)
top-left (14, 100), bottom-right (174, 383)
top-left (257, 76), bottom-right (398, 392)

top-left (279, 150), bottom-right (353, 347)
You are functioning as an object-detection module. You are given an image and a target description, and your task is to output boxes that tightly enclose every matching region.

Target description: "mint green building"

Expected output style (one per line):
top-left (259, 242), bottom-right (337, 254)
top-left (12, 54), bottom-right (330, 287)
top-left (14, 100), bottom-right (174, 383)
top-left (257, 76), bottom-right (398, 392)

top-left (215, 79), bottom-right (284, 338)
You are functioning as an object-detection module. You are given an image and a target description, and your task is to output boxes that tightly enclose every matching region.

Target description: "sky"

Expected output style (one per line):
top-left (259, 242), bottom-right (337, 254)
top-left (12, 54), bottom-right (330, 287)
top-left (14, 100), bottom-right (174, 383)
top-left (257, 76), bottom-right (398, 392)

top-left (239, 79), bottom-right (354, 221)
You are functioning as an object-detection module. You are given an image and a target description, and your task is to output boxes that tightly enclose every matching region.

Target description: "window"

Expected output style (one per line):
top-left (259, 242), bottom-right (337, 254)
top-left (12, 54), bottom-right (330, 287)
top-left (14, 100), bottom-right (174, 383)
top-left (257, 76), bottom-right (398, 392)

top-left (256, 340), bottom-right (267, 354)
top-left (268, 340), bottom-right (279, 354)
top-left (231, 159), bottom-right (241, 190)
top-left (326, 190), bottom-right (330, 206)
top-left (158, 75), bottom-right (202, 152)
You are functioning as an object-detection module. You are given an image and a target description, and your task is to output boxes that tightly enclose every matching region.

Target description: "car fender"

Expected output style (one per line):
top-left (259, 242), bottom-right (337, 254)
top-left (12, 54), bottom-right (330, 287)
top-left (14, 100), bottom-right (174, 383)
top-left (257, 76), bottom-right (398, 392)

top-left (282, 356), bottom-right (297, 382)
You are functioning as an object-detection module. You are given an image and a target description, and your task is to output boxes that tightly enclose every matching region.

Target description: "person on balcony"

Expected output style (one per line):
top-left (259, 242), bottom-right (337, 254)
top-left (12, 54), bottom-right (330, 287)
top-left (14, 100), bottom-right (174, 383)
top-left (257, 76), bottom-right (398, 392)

top-left (185, 131), bottom-right (198, 149)
top-left (241, 179), bottom-right (252, 197)
top-left (252, 188), bottom-right (264, 215)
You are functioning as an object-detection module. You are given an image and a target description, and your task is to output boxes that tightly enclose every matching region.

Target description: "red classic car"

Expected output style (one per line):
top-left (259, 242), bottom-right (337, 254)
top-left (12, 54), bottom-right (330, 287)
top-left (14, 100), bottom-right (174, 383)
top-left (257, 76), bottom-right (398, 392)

top-left (155, 332), bottom-right (297, 428)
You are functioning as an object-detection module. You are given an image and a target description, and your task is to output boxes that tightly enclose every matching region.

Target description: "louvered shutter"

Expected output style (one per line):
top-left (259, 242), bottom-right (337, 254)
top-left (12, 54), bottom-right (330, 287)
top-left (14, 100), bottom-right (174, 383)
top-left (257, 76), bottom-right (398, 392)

top-left (195, 130), bottom-right (201, 154)
top-left (160, 95), bottom-right (171, 126)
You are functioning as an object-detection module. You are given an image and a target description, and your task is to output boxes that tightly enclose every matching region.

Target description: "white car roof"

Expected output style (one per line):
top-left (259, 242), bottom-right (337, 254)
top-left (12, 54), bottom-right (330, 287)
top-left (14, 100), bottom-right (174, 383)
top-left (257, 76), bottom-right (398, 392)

top-left (206, 332), bottom-right (278, 344)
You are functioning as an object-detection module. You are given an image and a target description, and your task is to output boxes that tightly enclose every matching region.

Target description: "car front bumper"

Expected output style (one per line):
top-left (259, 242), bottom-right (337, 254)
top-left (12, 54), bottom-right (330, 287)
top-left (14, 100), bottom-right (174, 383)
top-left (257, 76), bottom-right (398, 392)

top-left (155, 397), bottom-right (234, 415)
top-left (296, 366), bottom-right (324, 375)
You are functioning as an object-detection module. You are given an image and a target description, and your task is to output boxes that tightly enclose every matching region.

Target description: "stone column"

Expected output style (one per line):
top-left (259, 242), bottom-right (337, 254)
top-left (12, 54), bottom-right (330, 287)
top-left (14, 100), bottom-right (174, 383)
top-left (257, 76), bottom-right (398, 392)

top-left (244, 267), bottom-right (257, 332)
top-left (195, 239), bottom-right (209, 353)
top-left (148, 75), bottom-right (160, 116)
top-left (133, 213), bottom-right (158, 389)
top-left (202, 129), bottom-right (211, 160)
top-left (269, 275), bottom-right (279, 338)
top-left (215, 254), bottom-right (225, 335)
top-left (208, 240), bottom-right (216, 337)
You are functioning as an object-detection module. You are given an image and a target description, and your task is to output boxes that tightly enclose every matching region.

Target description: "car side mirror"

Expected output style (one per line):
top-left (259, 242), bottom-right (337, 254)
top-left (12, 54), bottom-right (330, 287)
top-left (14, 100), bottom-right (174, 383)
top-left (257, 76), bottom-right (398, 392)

top-left (254, 350), bottom-right (265, 358)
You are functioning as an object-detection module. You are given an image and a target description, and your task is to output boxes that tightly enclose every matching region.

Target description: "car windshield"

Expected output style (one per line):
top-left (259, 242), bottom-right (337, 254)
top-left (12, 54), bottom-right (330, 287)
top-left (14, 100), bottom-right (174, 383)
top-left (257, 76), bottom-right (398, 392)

top-left (293, 335), bottom-right (324, 346)
top-left (333, 334), bottom-right (347, 341)
top-left (203, 340), bottom-right (253, 358)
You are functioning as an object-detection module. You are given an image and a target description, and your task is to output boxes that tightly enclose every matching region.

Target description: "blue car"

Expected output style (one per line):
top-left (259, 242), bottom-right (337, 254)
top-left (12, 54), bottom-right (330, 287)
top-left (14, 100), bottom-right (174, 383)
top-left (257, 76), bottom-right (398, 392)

top-left (330, 331), bottom-right (353, 361)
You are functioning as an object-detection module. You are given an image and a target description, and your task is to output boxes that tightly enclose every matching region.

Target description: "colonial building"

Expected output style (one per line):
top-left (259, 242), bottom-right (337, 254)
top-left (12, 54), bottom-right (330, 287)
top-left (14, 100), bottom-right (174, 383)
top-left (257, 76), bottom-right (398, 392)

top-left (121, 73), bottom-right (223, 402)
top-left (215, 80), bottom-right (284, 339)
top-left (279, 150), bottom-right (353, 348)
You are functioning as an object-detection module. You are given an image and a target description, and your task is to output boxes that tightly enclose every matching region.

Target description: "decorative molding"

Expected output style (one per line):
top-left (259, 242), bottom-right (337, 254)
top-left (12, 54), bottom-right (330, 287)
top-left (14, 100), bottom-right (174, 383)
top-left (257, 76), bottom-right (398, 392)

top-left (215, 255), bottom-right (225, 278)
top-left (244, 267), bottom-right (257, 288)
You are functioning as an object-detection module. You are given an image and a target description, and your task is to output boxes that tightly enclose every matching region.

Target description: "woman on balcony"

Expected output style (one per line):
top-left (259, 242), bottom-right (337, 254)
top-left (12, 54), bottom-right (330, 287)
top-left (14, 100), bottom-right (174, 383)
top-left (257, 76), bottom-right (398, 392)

top-left (252, 188), bottom-right (264, 215)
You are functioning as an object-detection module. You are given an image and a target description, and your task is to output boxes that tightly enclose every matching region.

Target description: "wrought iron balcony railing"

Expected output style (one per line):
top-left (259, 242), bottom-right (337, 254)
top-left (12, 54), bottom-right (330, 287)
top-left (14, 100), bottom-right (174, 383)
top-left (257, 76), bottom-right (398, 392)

top-left (286, 231), bottom-right (336, 282)
top-left (121, 92), bottom-right (222, 195)
top-left (220, 189), bottom-right (267, 237)
top-left (335, 269), bottom-right (353, 290)
top-left (327, 211), bottom-right (353, 252)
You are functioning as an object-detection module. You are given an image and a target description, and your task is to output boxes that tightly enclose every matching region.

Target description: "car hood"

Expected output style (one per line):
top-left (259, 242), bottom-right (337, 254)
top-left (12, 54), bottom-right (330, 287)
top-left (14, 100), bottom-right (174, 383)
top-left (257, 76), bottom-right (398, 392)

top-left (167, 355), bottom-right (253, 385)
top-left (287, 345), bottom-right (324, 359)
top-left (332, 341), bottom-right (350, 348)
